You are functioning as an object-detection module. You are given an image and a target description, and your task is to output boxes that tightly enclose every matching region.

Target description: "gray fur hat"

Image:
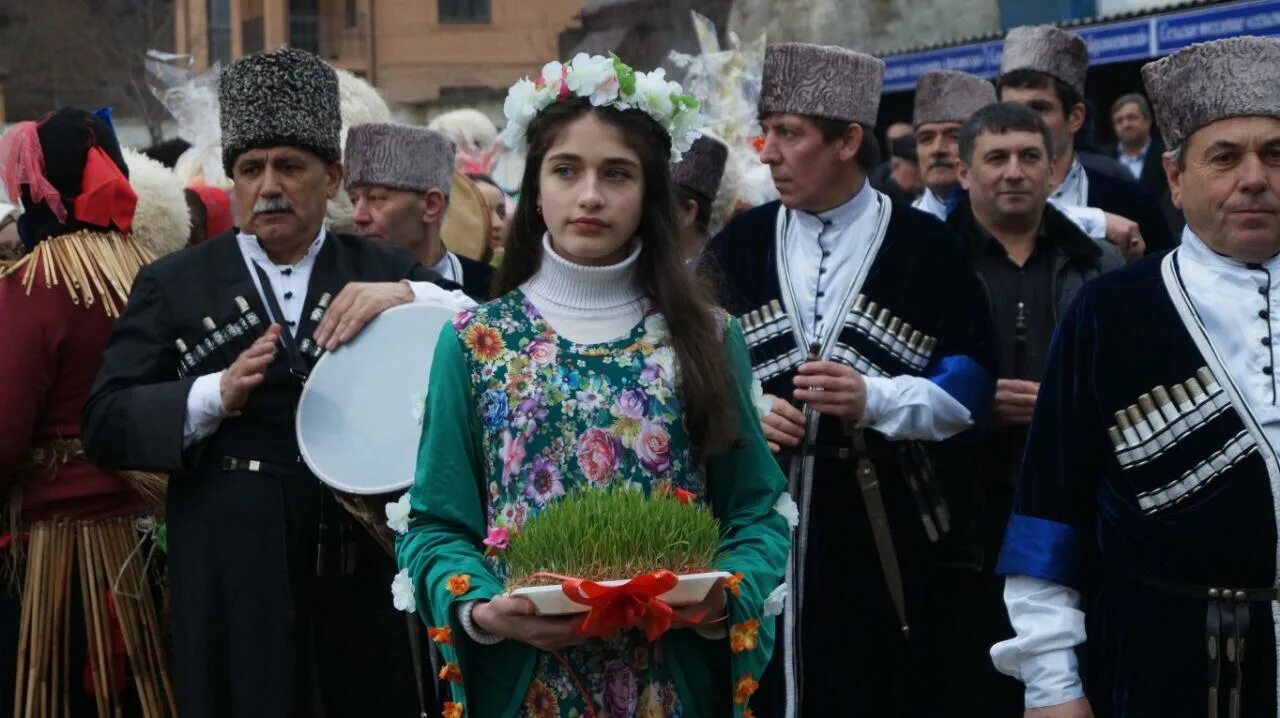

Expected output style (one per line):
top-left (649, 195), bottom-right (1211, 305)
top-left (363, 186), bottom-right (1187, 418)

top-left (759, 43), bottom-right (884, 126)
top-left (671, 134), bottom-right (729, 202)
top-left (1001, 25), bottom-right (1089, 97)
top-left (1142, 36), bottom-right (1280, 149)
top-left (914, 70), bottom-right (997, 126)
top-left (220, 47), bottom-right (341, 174)
top-left (344, 123), bottom-right (457, 195)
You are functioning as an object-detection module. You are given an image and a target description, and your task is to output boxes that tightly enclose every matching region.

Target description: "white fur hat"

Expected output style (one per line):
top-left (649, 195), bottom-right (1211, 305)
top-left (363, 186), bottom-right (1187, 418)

top-left (122, 147), bottom-right (190, 258)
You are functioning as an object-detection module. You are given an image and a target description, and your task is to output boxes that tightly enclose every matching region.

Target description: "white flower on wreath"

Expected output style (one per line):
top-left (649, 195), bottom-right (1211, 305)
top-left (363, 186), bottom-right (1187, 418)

top-left (391, 569), bottom-right (416, 613)
top-left (501, 80), bottom-right (539, 131)
top-left (498, 53), bottom-right (703, 162)
top-left (763, 582), bottom-right (788, 617)
top-left (565, 53), bottom-right (619, 106)
top-left (773, 492), bottom-right (800, 530)
top-left (386, 491), bottom-right (412, 535)
top-left (631, 67), bottom-right (677, 119)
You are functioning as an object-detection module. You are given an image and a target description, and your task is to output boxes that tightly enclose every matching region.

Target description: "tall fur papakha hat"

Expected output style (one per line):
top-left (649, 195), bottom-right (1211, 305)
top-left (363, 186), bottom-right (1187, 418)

top-left (1000, 25), bottom-right (1089, 97)
top-left (671, 134), bottom-right (729, 203)
top-left (914, 70), bottom-right (997, 126)
top-left (1142, 36), bottom-right (1280, 149)
top-left (344, 123), bottom-right (457, 196)
top-left (220, 47), bottom-right (341, 174)
top-left (759, 43), bottom-right (885, 126)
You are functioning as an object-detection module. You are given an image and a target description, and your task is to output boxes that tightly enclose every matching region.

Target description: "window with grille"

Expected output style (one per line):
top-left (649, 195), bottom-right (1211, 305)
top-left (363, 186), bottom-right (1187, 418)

top-left (439, 0), bottom-right (490, 24)
top-left (208, 0), bottom-right (232, 64)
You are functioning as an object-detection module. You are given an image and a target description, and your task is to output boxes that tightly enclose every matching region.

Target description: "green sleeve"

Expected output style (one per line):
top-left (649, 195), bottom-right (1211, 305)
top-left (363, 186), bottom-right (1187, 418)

top-left (705, 318), bottom-right (792, 715)
top-left (395, 322), bottom-right (534, 717)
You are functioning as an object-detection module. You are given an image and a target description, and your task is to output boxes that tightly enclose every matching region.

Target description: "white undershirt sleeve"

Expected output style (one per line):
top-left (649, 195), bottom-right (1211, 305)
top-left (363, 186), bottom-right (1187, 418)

top-left (1051, 201), bottom-right (1107, 240)
top-left (183, 372), bottom-right (228, 448)
top-left (857, 374), bottom-right (974, 441)
top-left (403, 280), bottom-right (478, 311)
top-left (991, 574), bottom-right (1087, 709)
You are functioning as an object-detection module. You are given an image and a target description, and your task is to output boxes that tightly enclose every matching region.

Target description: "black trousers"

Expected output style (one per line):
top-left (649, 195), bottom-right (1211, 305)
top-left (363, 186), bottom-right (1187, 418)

top-left (752, 457), bottom-right (945, 717)
top-left (166, 462), bottom-right (430, 718)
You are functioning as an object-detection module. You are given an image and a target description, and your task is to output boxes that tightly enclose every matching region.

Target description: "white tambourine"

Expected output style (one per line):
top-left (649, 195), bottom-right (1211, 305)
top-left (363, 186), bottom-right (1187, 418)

top-left (296, 302), bottom-right (458, 495)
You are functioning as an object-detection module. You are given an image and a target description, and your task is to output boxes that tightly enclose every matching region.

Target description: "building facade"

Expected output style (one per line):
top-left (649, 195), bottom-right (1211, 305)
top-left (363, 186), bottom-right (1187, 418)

top-left (173, 0), bottom-right (582, 117)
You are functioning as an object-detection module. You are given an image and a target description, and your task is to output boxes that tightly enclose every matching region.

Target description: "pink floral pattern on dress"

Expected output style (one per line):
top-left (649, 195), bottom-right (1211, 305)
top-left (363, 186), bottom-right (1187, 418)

top-left (453, 290), bottom-right (703, 718)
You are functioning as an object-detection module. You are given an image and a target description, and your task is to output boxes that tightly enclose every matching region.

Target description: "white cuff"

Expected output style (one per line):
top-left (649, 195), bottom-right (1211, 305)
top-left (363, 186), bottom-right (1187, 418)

top-left (182, 372), bottom-right (227, 449)
top-left (991, 575), bottom-right (1087, 708)
top-left (856, 374), bottom-right (973, 441)
top-left (456, 600), bottom-right (503, 645)
top-left (404, 280), bottom-right (478, 311)
top-left (1053, 201), bottom-right (1107, 240)
top-left (858, 376), bottom-right (889, 427)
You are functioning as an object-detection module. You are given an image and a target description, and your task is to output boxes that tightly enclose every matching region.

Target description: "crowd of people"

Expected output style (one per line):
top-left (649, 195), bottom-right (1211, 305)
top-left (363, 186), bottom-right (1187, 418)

top-left (1, 18), bottom-right (1279, 718)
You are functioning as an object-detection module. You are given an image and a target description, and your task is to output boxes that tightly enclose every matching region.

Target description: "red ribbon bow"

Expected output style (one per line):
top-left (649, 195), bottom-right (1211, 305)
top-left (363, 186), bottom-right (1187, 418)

top-left (557, 570), bottom-right (680, 642)
top-left (74, 145), bottom-right (137, 233)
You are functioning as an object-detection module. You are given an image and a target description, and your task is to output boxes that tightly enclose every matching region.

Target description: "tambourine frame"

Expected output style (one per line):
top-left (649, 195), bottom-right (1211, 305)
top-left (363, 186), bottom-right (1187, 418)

top-left (295, 302), bottom-right (457, 496)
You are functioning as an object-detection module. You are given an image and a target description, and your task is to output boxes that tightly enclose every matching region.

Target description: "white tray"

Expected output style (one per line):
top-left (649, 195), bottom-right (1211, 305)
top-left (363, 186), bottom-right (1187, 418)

top-left (509, 571), bottom-right (732, 616)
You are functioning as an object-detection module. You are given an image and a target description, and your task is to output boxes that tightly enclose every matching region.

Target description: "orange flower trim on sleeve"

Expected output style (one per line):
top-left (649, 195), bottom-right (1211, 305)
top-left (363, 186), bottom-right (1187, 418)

top-left (446, 574), bottom-right (472, 597)
top-left (428, 626), bottom-right (453, 645)
top-left (730, 619), bottom-right (760, 654)
top-left (442, 702), bottom-right (464, 718)
top-left (439, 662), bottom-right (463, 685)
top-left (734, 674), bottom-right (760, 706)
top-left (463, 323), bottom-right (506, 361)
top-left (724, 572), bottom-right (745, 597)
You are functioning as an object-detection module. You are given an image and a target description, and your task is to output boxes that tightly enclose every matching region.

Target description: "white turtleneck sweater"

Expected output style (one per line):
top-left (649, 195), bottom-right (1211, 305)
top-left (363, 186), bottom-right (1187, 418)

top-left (520, 234), bottom-right (645, 344)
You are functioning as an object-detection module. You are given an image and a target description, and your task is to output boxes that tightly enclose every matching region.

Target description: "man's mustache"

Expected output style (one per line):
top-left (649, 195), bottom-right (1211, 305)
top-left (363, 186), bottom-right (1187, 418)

top-left (1226, 199), bottom-right (1280, 213)
top-left (253, 197), bottom-right (293, 214)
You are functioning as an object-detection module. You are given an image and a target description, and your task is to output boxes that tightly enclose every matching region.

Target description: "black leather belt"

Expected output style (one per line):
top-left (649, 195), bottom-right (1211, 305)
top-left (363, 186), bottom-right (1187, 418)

top-left (789, 445), bottom-right (853, 460)
top-left (219, 456), bottom-right (302, 474)
top-left (1121, 569), bottom-right (1272, 718)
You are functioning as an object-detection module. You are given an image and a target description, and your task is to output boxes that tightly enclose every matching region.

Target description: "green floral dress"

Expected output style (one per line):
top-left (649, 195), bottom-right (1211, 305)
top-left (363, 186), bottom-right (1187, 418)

top-left (397, 290), bottom-right (791, 718)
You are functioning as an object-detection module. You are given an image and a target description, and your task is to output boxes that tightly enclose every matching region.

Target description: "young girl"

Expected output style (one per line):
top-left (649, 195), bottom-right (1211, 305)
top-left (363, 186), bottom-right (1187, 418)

top-left (397, 55), bottom-right (790, 718)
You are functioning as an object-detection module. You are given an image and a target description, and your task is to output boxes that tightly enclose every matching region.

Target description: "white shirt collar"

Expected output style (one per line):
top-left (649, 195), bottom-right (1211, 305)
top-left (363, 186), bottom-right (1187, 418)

top-left (1119, 137), bottom-right (1152, 161)
top-left (236, 226), bottom-right (327, 268)
top-left (791, 180), bottom-right (874, 235)
top-left (1050, 158), bottom-right (1088, 207)
top-left (427, 250), bottom-right (462, 284)
top-left (1178, 224), bottom-right (1280, 274)
top-left (913, 188), bottom-right (949, 220)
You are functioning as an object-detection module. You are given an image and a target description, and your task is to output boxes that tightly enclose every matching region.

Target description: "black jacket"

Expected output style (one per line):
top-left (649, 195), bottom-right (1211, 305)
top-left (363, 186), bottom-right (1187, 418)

top-left (1102, 136), bottom-right (1167, 200)
top-left (80, 228), bottom-right (449, 717)
top-left (1075, 158), bottom-right (1177, 254)
top-left (82, 228), bottom-right (451, 472)
top-left (947, 195), bottom-right (1124, 323)
top-left (458, 252), bottom-right (495, 301)
top-left (1102, 136), bottom-right (1186, 238)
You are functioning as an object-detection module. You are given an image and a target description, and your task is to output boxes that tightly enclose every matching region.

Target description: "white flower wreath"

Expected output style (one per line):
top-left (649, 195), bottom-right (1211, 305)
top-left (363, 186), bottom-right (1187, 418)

top-left (499, 53), bottom-right (703, 162)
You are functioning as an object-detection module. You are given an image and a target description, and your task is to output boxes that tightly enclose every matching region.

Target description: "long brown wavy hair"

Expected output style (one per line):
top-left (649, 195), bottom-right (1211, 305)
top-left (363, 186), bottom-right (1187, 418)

top-left (493, 97), bottom-right (737, 455)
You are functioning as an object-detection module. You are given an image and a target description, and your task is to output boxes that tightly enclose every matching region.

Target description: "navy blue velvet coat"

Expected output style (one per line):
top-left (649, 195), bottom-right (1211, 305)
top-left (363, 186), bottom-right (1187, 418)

top-left (704, 196), bottom-right (997, 715)
top-left (999, 250), bottom-right (1279, 717)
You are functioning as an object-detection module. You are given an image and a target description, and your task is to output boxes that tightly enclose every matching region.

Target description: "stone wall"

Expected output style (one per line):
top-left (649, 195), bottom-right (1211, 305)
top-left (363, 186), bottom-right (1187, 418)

top-left (728, 0), bottom-right (1002, 55)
